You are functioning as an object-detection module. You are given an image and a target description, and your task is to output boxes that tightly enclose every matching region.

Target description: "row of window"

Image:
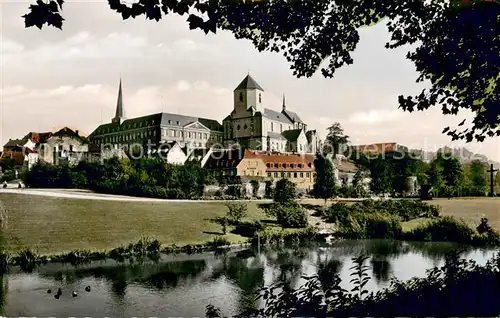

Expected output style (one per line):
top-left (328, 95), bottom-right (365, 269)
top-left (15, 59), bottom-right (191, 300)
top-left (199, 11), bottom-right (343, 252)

top-left (94, 130), bottom-right (157, 144)
top-left (238, 92), bottom-right (262, 103)
top-left (268, 172), bottom-right (314, 179)
top-left (266, 162), bottom-right (313, 169)
top-left (164, 130), bottom-right (209, 139)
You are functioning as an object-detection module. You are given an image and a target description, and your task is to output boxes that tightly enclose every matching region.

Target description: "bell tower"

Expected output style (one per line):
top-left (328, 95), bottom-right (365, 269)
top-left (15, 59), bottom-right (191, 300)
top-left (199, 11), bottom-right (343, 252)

top-left (233, 73), bottom-right (264, 118)
top-left (111, 78), bottom-right (125, 124)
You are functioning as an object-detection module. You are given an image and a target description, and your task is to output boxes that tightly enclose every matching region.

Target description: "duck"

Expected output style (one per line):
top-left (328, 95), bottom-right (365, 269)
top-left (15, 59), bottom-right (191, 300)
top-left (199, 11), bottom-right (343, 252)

top-left (57, 287), bottom-right (62, 295)
top-left (47, 289), bottom-right (52, 294)
top-left (72, 291), bottom-right (77, 297)
top-left (85, 286), bottom-right (91, 292)
top-left (54, 294), bottom-right (60, 299)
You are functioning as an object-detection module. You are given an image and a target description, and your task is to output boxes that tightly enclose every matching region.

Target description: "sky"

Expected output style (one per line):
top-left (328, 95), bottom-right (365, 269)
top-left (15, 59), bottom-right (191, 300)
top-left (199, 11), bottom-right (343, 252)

top-left (0, 1), bottom-right (498, 162)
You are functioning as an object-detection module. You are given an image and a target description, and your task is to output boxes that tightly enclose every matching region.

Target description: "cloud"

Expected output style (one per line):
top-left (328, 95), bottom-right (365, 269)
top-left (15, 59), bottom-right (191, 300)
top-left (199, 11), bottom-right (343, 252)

top-left (348, 109), bottom-right (404, 124)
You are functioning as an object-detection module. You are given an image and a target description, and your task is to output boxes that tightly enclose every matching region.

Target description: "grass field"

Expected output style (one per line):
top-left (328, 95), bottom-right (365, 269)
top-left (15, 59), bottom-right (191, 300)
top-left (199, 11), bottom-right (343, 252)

top-left (0, 193), bottom-right (270, 254)
top-left (0, 193), bottom-right (498, 255)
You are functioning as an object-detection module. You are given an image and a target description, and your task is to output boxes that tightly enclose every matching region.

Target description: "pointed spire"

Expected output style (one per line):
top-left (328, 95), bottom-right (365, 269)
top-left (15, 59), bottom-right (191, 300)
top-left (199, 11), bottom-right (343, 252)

top-left (282, 93), bottom-right (286, 111)
top-left (112, 78), bottom-right (125, 124)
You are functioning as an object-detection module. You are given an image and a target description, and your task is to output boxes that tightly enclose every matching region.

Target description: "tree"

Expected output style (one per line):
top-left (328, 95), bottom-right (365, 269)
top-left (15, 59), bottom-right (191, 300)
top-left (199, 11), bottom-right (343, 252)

top-left (313, 154), bottom-right (337, 203)
top-left (225, 201), bottom-right (248, 223)
top-left (468, 160), bottom-right (487, 191)
top-left (323, 123), bottom-right (350, 156)
top-left (274, 179), bottom-right (296, 204)
top-left (21, 0), bottom-right (500, 142)
top-left (439, 155), bottom-right (463, 187)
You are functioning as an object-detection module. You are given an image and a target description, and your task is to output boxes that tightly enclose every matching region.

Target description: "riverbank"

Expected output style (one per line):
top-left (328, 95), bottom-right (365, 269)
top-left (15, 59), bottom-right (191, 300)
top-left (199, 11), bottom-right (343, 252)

top-left (1, 191), bottom-right (498, 255)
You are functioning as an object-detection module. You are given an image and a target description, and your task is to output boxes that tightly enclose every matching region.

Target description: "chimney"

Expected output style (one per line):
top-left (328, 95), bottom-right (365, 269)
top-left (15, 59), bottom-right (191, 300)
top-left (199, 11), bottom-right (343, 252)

top-left (75, 130), bottom-right (79, 136)
top-left (282, 93), bottom-right (286, 111)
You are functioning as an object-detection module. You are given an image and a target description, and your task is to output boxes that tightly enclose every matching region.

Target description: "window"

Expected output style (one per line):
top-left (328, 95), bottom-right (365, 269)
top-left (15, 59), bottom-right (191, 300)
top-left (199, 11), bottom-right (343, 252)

top-left (176, 121), bottom-right (180, 125)
top-left (294, 172), bottom-right (297, 178)
top-left (281, 172), bottom-right (285, 177)
top-left (204, 133), bottom-right (208, 139)
top-left (300, 172), bottom-right (304, 178)
top-left (168, 120), bottom-right (172, 124)
top-left (287, 172), bottom-right (291, 178)
top-left (69, 145), bottom-right (73, 152)
top-left (259, 93), bottom-right (262, 103)
top-left (237, 124), bottom-right (241, 130)
top-left (298, 163), bottom-right (302, 168)
top-left (271, 122), bottom-right (274, 132)
top-left (239, 92), bottom-right (243, 102)
top-left (266, 163), bottom-right (271, 168)
top-left (274, 172), bottom-right (278, 177)
top-left (188, 132), bottom-right (192, 138)
top-left (280, 124), bottom-right (283, 132)
top-left (198, 133), bottom-right (202, 139)
top-left (290, 163), bottom-right (294, 168)
top-left (268, 173), bottom-right (272, 177)
top-left (243, 124), bottom-right (247, 130)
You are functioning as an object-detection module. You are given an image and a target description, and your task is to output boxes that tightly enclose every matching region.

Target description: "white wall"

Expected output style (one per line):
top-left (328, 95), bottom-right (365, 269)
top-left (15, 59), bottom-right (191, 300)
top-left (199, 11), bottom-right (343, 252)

top-left (165, 144), bottom-right (187, 165)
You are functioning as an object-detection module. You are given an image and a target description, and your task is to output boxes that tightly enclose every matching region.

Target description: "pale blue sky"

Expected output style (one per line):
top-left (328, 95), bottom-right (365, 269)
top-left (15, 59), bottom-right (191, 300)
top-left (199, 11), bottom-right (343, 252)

top-left (1, 1), bottom-right (498, 161)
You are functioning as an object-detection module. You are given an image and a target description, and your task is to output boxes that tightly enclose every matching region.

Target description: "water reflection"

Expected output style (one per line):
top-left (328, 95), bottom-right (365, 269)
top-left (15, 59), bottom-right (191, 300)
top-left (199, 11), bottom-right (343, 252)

top-left (1, 240), bottom-right (496, 316)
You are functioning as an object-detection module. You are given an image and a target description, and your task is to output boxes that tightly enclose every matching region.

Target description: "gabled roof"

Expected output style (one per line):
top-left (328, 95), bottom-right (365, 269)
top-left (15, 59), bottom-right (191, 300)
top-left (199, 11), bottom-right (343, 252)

top-left (3, 139), bottom-right (24, 148)
top-left (281, 129), bottom-right (303, 142)
top-left (263, 108), bottom-right (292, 125)
top-left (267, 131), bottom-right (286, 140)
top-left (234, 74), bottom-right (264, 91)
top-left (204, 148), bottom-right (259, 169)
top-left (282, 109), bottom-right (303, 123)
top-left (23, 132), bottom-right (53, 144)
top-left (255, 152), bottom-right (315, 172)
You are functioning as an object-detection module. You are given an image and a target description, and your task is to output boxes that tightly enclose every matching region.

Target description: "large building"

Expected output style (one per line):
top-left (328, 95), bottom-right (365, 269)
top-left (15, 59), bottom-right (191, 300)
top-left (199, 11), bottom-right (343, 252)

top-left (222, 74), bottom-right (320, 154)
top-left (88, 79), bottom-right (224, 153)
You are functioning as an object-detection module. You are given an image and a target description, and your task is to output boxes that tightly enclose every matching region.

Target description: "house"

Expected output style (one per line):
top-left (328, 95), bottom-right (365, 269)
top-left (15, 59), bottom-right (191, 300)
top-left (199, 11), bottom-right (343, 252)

top-left (258, 152), bottom-right (316, 190)
top-left (328, 154), bottom-right (360, 186)
top-left (204, 148), bottom-right (268, 180)
top-left (24, 148), bottom-right (39, 170)
top-left (37, 127), bottom-right (89, 165)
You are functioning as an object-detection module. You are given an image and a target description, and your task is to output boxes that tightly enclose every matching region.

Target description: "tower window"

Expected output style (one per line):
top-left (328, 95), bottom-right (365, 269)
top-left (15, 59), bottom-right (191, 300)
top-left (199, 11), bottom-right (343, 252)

top-left (239, 92), bottom-right (243, 102)
top-left (259, 93), bottom-right (261, 103)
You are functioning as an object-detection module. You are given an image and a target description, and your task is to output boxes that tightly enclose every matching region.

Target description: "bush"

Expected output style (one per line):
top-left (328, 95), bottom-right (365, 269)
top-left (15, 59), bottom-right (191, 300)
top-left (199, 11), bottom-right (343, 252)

top-left (264, 180), bottom-right (274, 199)
top-left (404, 217), bottom-right (475, 243)
top-left (324, 203), bottom-right (351, 224)
top-left (225, 201), bottom-right (248, 223)
top-left (274, 179), bottom-right (297, 204)
top-left (339, 212), bottom-right (402, 239)
top-left (274, 202), bottom-right (308, 228)
top-left (232, 220), bottom-right (264, 237)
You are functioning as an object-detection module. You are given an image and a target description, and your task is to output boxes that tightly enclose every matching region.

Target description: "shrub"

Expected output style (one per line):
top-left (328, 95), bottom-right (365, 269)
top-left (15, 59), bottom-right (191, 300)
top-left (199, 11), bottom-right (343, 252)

top-left (274, 202), bottom-right (308, 228)
top-left (264, 180), bottom-right (274, 198)
top-left (404, 217), bottom-right (475, 243)
top-left (339, 213), bottom-right (402, 239)
top-left (232, 220), bottom-right (264, 237)
top-left (324, 203), bottom-right (351, 224)
top-left (225, 201), bottom-right (248, 223)
top-left (274, 179), bottom-right (297, 204)
top-left (250, 180), bottom-right (260, 197)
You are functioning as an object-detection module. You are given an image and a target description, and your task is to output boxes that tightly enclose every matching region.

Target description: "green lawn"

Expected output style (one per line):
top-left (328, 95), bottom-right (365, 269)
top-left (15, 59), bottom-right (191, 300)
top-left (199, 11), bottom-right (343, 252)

top-left (0, 194), bottom-right (270, 255)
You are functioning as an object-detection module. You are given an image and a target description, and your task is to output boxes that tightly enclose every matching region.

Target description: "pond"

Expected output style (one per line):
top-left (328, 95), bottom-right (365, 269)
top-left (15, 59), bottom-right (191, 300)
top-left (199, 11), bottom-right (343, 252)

top-left (0, 240), bottom-right (497, 316)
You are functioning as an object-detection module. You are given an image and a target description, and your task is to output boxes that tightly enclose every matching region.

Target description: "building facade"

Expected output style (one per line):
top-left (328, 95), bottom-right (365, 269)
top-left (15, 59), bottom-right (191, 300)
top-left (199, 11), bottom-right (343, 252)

top-left (88, 79), bottom-right (224, 155)
top-left (37, 127), bottom-right (89, 165)
top-left (222, 74), bottom-right (321, 154)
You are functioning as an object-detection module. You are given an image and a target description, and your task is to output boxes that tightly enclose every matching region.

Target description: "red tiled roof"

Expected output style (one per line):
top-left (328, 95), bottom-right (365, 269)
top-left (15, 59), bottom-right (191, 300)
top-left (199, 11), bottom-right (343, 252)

top-left (250, 151), bottom-right (315, 172)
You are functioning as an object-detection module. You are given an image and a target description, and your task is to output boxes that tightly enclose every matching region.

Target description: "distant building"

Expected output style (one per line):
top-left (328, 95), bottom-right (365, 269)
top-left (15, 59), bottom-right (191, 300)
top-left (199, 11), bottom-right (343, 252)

top-left (222, 74), bottom-right (320, 153)
top-left (327, 154), bottom-right (360, 187)
top-left (37, 127), bottom-right (89, 165)
top-left (203, 148), bottom-right (317, 190)
top-left (148, 141), bottom-right (188, 165)
top-left (88, 79), bottom-right (224, 155)
top-left (352, 142), bottom-right (408, 156)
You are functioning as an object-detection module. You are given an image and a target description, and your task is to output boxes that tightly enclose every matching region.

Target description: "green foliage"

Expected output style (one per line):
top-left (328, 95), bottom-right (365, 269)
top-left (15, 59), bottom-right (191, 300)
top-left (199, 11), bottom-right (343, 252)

top-left (274, 202), bottom-right (309, 229)
top-left (250, 180), bottom-right (260, 198)
top-left (323, 122), bottom-right (350, 155)
top-left (274, 179), bottom-right (297, 204)
top-left (0, 158), bottom-right (17, 172)
top-left (337, 185), bottom-right (370, 198)
top-left (339, 213), bottom-right (403, 240)
top-left (213, 216), bottom-right (229, 235)
top-left (313, 153), bottom-right (337, 200)
top-left (225, 201), bottom-right (248, 223)
top-left (253, 226), bottom-right (319, 246)
top-left (264, 180), bottom-right (274, 199)
top-left (403, 217), bottom-right (475, 244)
top-left (24, 158), bottom-right (209, 199)
top-left (208, 251), bottom-right (500, 317)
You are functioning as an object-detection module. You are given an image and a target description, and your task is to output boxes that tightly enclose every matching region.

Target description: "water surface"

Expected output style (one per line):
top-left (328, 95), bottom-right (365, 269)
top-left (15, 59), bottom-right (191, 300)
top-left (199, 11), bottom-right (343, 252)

top-left (1, 240), bottom-right (496, 316)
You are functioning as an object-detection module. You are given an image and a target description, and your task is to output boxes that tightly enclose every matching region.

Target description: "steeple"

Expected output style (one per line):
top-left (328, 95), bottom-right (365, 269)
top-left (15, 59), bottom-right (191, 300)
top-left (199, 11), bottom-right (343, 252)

top-left (282, 93), bottom-right (286, 111)
top-left (112, 78), bottom-right (125, 124)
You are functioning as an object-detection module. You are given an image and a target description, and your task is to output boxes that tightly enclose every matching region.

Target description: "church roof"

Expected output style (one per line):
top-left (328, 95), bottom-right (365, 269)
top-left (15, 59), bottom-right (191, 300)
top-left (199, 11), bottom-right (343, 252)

top-left (281, 129), bottom-right (303, 142)
top-left (267, 132), bottom-right (286, 140)
top-left (263, 108), bottom-right (293, 124)
top-left (282, 109), bottom-right (303, 123)
top-left (234, 74), bottom-right (264, 91)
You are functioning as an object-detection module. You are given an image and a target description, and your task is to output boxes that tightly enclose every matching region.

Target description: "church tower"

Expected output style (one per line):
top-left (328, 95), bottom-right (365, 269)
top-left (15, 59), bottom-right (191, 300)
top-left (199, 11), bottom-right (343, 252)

top-left (111, 78), bottom-right (125, 124)
top-left (233, 74), bottom-right (264, 118)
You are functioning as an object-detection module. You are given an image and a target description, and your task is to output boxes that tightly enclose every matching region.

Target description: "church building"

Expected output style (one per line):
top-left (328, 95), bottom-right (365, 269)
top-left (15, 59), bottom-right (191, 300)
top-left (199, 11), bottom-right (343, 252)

top-left (222, 74), bottom-right (320, 154)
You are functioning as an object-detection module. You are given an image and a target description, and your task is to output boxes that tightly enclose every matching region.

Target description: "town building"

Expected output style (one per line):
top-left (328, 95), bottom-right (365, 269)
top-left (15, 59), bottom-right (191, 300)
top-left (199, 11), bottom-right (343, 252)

top-left (204, 148), bottom-right (268, 180)
top-left (222, 74), bottom-right (321, 154)
top-left (352, 142), bottom-right (408, 156)
top-left (88, 79), bottom-right (224, 154)
top-left (148, 141), bottom-right (188, 165)
top-left (37, 127), bottom-right (89, 165)
top-left (259, 152), bottom-right (316, 190)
